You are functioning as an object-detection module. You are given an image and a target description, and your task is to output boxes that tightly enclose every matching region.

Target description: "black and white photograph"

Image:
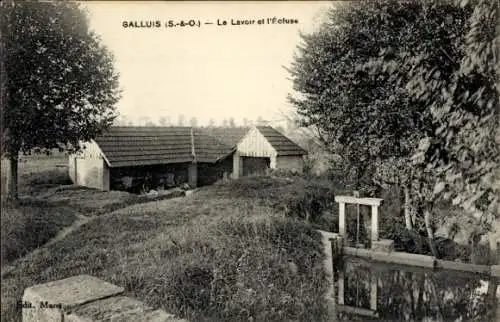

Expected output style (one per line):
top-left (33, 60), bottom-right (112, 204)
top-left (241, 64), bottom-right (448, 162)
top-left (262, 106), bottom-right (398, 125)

top-left (1, 0), bottom-right (499, 321)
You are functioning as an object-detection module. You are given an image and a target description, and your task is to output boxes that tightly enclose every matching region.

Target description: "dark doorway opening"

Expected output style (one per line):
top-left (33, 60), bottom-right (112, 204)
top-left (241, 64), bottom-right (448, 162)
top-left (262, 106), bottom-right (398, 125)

top-left (241, 157), bottom-right (270, 176)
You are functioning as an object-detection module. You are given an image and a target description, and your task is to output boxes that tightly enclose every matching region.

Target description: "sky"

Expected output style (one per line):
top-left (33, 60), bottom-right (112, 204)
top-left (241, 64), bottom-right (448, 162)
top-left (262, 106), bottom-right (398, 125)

top-left (83, 1), bottom-right (332, 127)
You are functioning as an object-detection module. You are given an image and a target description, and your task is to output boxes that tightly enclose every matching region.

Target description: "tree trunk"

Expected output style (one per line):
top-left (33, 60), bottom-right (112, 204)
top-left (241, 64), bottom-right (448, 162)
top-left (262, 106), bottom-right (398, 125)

top-left (424, 209), bottom-right (438, 257)
top-left (7, 151), bottom-right (19, 200)
top-left (489, 228), bottom-right (499, 265)
top-left (487, 278), bottom-right (499, 321)
top-left (403, 185), bottom-right (413, 230)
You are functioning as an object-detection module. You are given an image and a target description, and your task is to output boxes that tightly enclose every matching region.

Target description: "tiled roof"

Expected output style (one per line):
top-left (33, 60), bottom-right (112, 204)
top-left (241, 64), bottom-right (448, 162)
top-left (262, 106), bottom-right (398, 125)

top-left (193, 128), bottom-right (238, 163)
top-left (94, 126), bottom-right (306, 167)
top-left (256, 126), bottom-right (308, 156)
top-left (95, 127), bottom-right (231, 167)
top-left (197, 127), bottom-right (250, 147)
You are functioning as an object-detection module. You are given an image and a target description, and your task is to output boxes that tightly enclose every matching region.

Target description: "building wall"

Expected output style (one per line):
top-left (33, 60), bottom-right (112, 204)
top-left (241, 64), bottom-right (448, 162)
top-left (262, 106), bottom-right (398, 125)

top-left (237, 127), bottom-right (277, 158)
top-left (276, 155), bottom-right (305, 173)
top-left (68, 140), bottom-right (110, 190)
top-left (75, 158), bottom-right (109, 190)
top-left (234, 127), bottom-right (278, 178)
top-left (69, 156), bottom-right (76, 183)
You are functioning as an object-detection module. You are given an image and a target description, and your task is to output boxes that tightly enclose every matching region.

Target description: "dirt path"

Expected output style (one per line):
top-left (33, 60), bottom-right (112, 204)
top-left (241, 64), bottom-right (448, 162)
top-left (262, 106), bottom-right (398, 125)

top-left (1, 191), bottom-right (191, 278)
top-left (45, 213), bottom-right (93, 247)
top-left (1, 213), bottom-right (95, 278)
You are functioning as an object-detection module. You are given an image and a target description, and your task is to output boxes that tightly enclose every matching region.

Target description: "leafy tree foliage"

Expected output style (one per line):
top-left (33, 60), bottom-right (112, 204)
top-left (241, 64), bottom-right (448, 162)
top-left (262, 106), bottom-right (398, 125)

top-left (289, 0), bottom-right (499, 254)
top-left (366, 0), bottom-right (499, 230)
top-left (1, 1), bottom-right (120, 198)
top-left (413, 0), bottom-right (500, 225)
top-left (288, 0), bottom-right (435, 195)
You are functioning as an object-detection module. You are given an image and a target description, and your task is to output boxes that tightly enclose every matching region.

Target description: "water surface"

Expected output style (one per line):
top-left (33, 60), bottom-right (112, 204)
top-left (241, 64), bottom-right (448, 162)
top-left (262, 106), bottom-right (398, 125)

top-left (335, 257), bottom-right (499, 322)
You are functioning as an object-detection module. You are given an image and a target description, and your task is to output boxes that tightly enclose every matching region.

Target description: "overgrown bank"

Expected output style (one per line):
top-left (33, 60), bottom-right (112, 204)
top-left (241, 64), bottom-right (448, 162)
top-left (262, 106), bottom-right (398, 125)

top-left (1, 176), bottom-right (330, 322)
top-left (1, 171), bottom-right (491, 321)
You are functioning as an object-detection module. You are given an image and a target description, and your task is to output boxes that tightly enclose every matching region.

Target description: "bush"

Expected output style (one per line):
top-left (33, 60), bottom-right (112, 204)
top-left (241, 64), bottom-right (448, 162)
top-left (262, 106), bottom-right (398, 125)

top-left (269, 168), bottom-right (301, 178)
top-left (210, 175), bottom-right (342, 231)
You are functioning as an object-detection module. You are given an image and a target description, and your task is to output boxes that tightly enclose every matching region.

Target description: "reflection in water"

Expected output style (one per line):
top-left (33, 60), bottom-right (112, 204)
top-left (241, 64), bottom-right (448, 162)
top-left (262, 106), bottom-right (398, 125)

top-left (335, 257), bottom-right (499, 322)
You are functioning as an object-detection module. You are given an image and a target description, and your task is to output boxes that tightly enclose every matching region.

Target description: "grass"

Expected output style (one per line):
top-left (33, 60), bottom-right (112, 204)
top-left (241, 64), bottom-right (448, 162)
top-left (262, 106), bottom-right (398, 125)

top-left (1, 157), bottom-right (487, 321)
top-left (1, 176), bottom-right (330, 322)
top-left (1, 200), bottom-right (77, 264)
top-left (1, 156), bottom-right (77, 265)
top-left (209, 175), bottom-right (342, 232)
top-left (0, 156), bottom-right (185, 265)
top-left (35, 185), bottom-right (183, 216)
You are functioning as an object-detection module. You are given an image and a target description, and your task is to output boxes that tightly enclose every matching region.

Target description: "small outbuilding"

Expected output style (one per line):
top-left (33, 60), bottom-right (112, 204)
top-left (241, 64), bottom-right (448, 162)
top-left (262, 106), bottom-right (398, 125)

top-left (68, 125), bottom-right (307, 192)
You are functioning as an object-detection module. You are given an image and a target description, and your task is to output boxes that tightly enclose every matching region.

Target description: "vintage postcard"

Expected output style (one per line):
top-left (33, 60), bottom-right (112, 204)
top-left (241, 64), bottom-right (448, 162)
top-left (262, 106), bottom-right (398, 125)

top-left (1, 1), bottom-right (499, 321)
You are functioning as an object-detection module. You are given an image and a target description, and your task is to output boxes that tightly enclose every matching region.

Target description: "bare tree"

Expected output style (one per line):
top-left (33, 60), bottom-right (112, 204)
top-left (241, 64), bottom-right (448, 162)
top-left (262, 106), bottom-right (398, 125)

top-left (159, 116), bottom-right (170, 126)
top-left (139, 116), bottom-right (152, 126)
top-left (178, 114), bottom-right (185, 126)
top-left (256, 116), bottom-right (268, 126)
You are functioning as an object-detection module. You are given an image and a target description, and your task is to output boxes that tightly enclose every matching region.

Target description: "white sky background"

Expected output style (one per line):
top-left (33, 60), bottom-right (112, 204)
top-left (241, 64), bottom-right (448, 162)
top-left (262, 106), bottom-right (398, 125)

top-left (83, 1), bottom-right (332, 127)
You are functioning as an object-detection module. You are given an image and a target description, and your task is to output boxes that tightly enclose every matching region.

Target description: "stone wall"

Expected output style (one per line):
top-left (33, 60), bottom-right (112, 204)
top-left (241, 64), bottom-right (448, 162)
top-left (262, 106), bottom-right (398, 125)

top-left (22, 275), bottom-right (188, 322)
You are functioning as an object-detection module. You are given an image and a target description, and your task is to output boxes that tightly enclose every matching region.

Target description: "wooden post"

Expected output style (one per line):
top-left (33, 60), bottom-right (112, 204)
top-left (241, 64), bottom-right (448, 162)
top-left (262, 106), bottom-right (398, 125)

top-left (371, 205), bottom-right (379, 242)
top-left (338, 269), bottom-right (345, 305)
top-left (339, 202), bottom-right (346, 237)
top-left (370, 272), bottom-right (377, 311)
top-left (270, 155), bottom-right (277, 169)
top-left (319, 230), bottom-right (338, 319)
top-left (335, 196), bottom-right (383, 240)
top-left (488, 225), bottom-right (499, 264)
top-left (188, 163), bottom-right (197, 187)
top-left (232, 151), bottom-right (240, 179)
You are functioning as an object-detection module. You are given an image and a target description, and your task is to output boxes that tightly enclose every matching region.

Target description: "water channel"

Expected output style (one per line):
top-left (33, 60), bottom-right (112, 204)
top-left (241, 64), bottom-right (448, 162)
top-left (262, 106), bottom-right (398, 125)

top-left (334, 256), bottom-right (499, 322)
